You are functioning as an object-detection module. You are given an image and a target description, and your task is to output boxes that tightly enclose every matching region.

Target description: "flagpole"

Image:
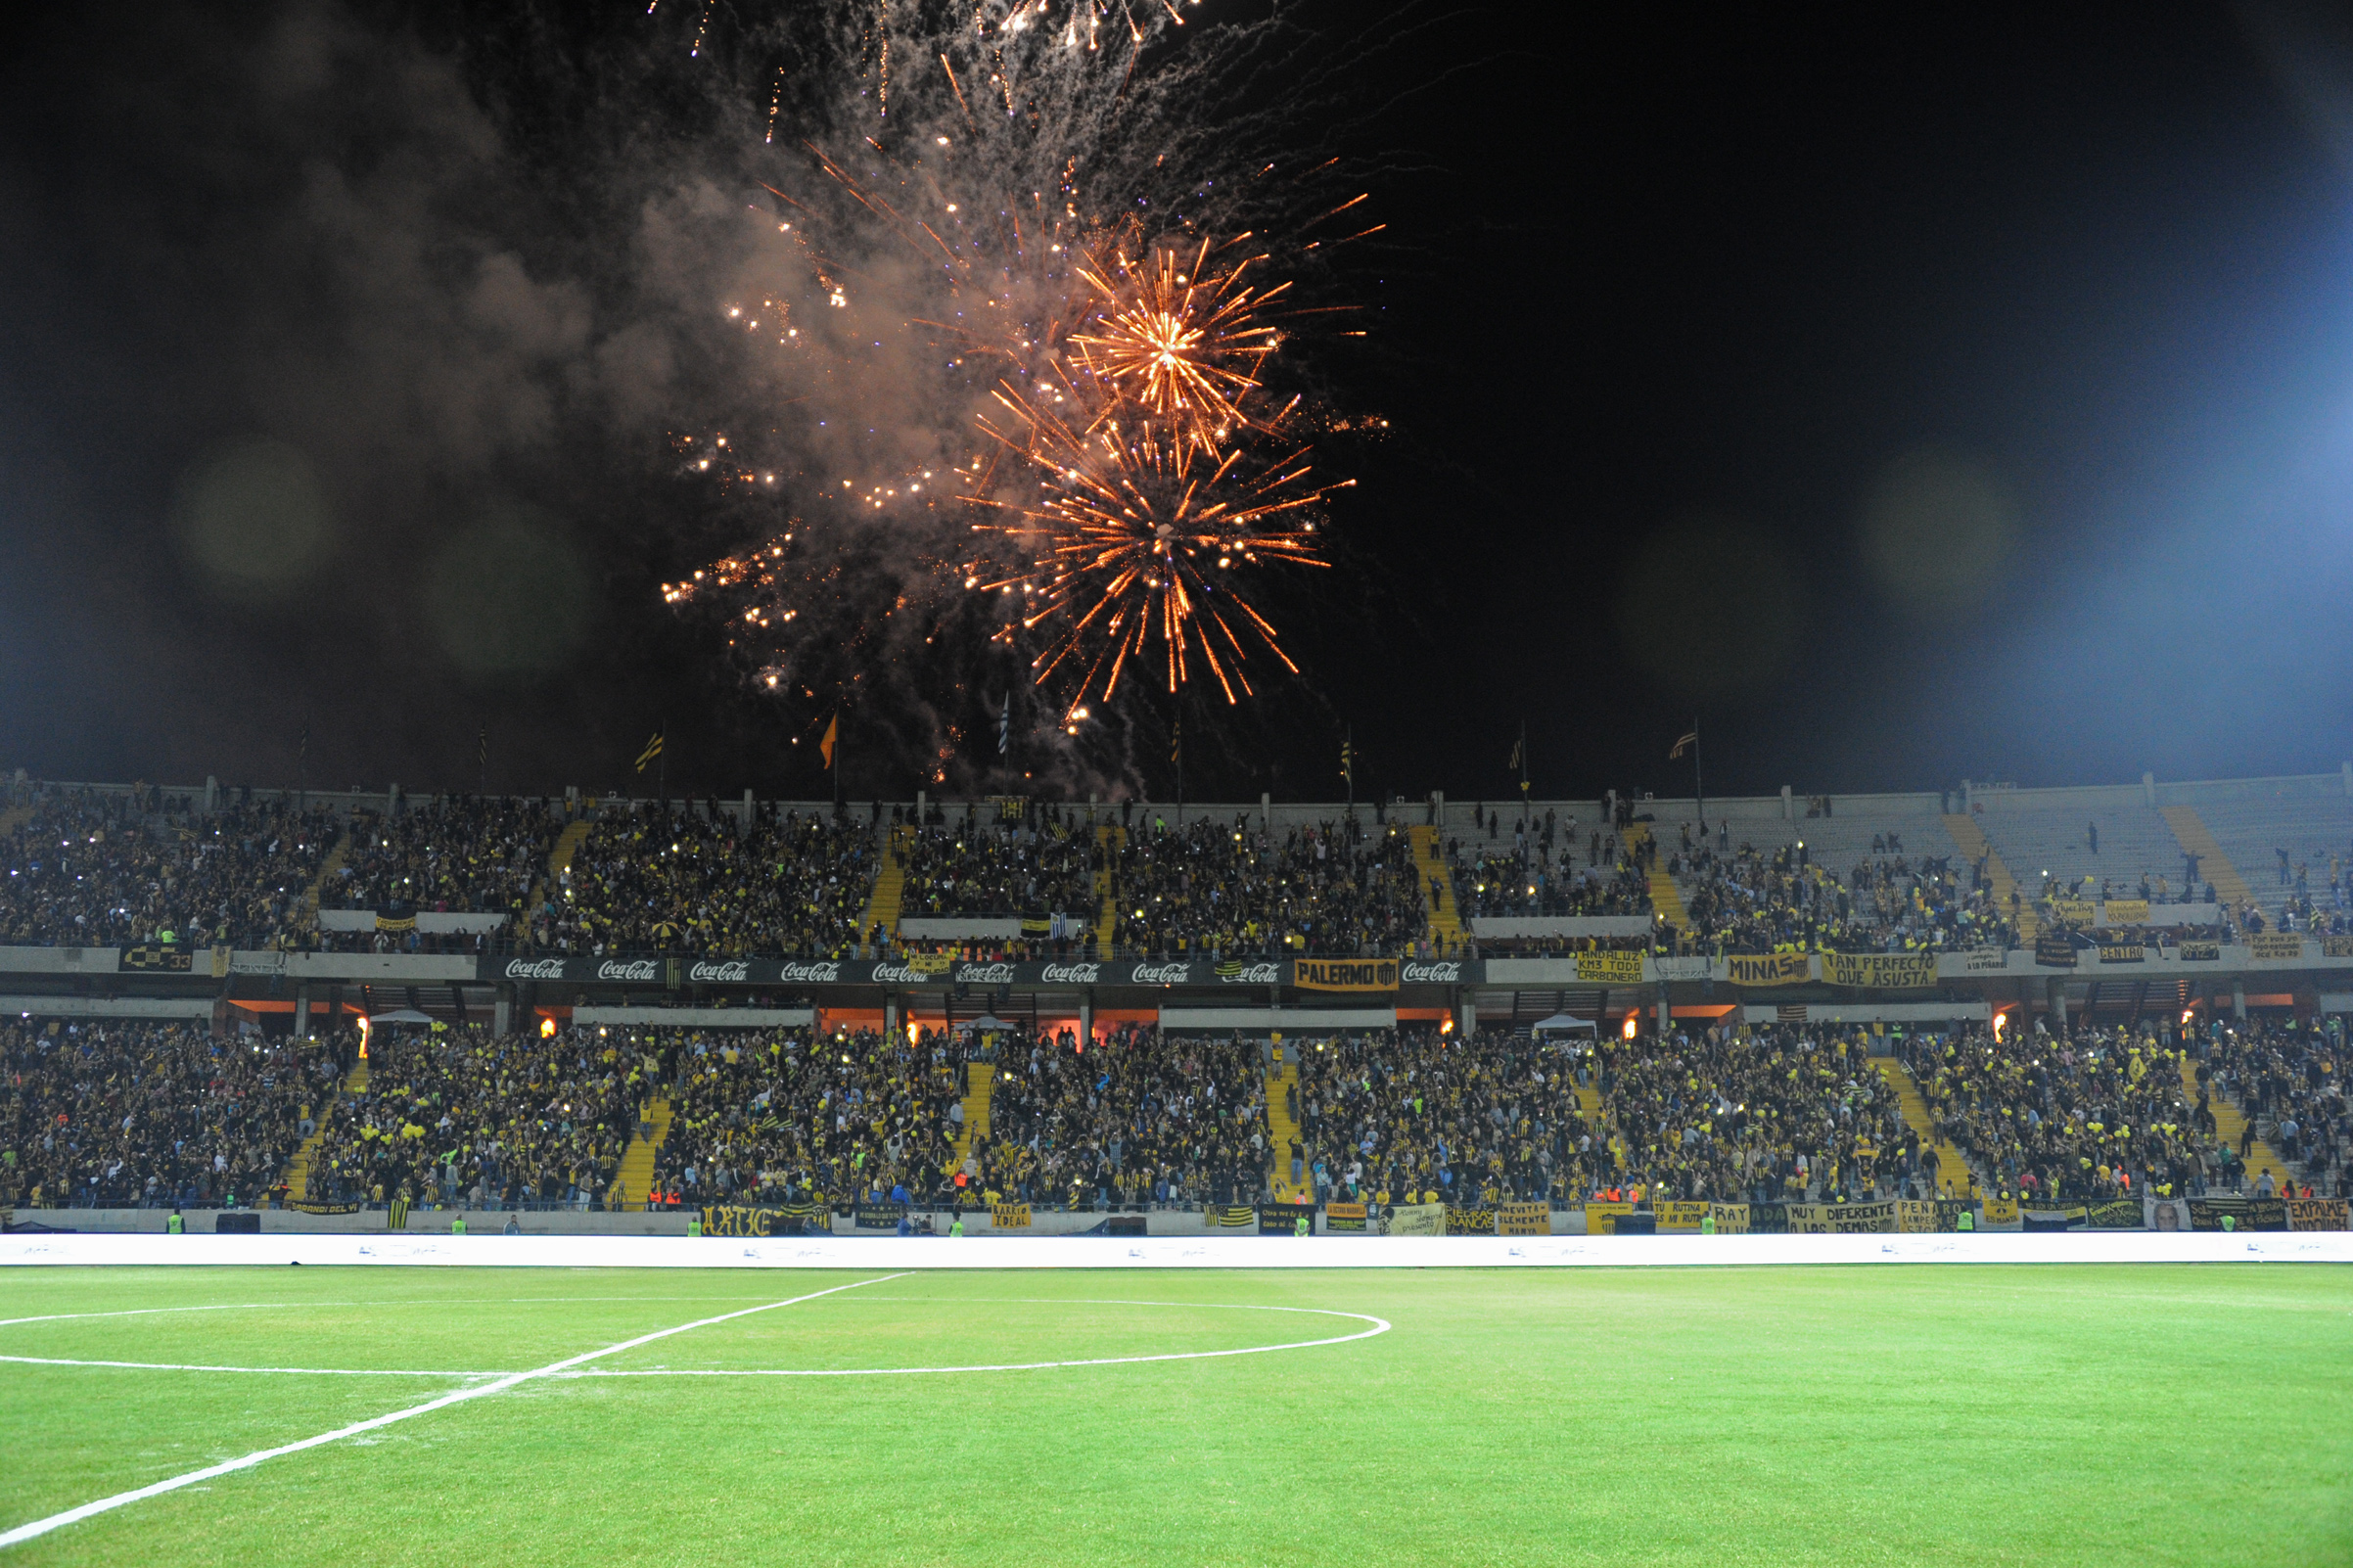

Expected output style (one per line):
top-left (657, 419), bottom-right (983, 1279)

top-left (1693, 716), bottom-right (1705, 833)
top-left (658, 721), bottom-right (668, 807)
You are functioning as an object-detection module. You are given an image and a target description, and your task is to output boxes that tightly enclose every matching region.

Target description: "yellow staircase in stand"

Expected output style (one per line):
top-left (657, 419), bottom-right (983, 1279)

top-left (1092, 824), bottom-right (1125, 954)
top-left (1620, 823), bottom-right (1689, 934)
top-left (284, 1055), bottom-right (367, 1201)
top-left (1407, 825), bottom-right (1464, 951)
top-left (859, 825), bottom-right (914, 952)
top-left (613, 1095), bottom-right (673, 1210)
top-left (547, 819), bottom-right (592, 879)
top-left (1944, 813), bottom-right (2036, 942)
top-left (2178, 1060), bottom-right (2290, 1193)
top-left (953, 1059), bottom-right (993, 1170)
top-left (294, 828), bottom-right (353, 939)
top-left (1871, 1056), bottom-right (1976, 1199)
top-left (1266, 1053), bottom-right (1310, 1202)
top-left (2159, 807), bottom-right (2256, 914)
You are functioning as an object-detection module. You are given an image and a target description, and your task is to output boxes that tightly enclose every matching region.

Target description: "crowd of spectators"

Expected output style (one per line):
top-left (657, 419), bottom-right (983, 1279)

top-left (645, 1024), bottom-right (967, 1210)
top-left (544, 805), bottom-right (878, 956)
top-left (329, 796), bottom-right (561, 915)
top-left (0, 795), bottom-right (333, 950)
top-left (1446, 808), bottom-right (1655, 922)
top-left (304, 1023), bottom-right (640, 1210)
top-left (1676, 841), bottom-right (2017, 955)
top-left (1901, 1022), bottom-right (2228, 1203)
top-left (980, 1024), bottom-right (1269, 1207)
top-left (1108, 816), bottom-right (1424, 957)
top-left (0, 1019), bottom-right (331, 1208)
top-left (1291, 1025), bottom-right (1592, 1205)
top-left (898, 808), bottom-right (1100, 927)
top-left (2200, 1018), bottom-right (2346, 1195)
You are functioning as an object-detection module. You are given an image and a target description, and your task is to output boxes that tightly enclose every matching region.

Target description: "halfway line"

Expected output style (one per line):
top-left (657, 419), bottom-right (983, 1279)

top-left (0, 1272), bottom-right (907, 1551)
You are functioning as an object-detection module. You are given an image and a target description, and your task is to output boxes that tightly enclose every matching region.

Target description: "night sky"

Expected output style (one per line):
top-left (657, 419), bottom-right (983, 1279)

top-left (5, 2), bottom-right (2353, 807)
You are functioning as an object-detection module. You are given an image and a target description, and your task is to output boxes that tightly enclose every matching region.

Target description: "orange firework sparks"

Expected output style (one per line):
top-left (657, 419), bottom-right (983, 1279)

top-left (965, 367), bottom-right (1349, 714)
top-left (1068, 233), bottom-right (1285, 451)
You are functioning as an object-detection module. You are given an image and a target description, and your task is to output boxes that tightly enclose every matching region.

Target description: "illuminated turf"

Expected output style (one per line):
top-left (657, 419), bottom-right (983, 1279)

top-left (0, 1265), bottom-right (2345, 1566)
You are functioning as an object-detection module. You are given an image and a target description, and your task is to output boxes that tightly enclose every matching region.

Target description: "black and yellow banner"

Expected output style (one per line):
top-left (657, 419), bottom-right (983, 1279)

top-left (1585, 1199), bottom-right (1636, 1235)
top-left (2178, 941), bottom-right (2221, 962)
top-left (1654, 1200), bottom-right (1711, 1231)
top-left (1208, 1205), bottom-right (1256, 1228)
top-left (1895, 1199), bottom-right (1940, 1233)
top-left (1979, 1195), bottom-right (2018, 1225)
top-left (2287, 1197), bottom-right (2349, 1230)
top-left (2248, 933), bottom-right (2306, 961)
top-left (991, 1203), bottom-right (1032, 1230)
top-left (1786, 1199), bottom-right (1899, 1233)
top-left (1727, 951), bottom-right (1810, 988)
top-left (2322, 938), bottom-right (2353, 960)
top-left (1575, 949), bottom-right (1646, 985)
top-left (120, 945), bottom-right (193, 972)
top-left (700, 1204), bottom-right (829, 1237)
top-left (2034, 933), bottom-right (2078, 968)
top-left (285, 1199), bottom-right (360, 1216)
top-left (1386, 1201), bottom-right (1446, 1236)
top-left (2189, 1197), bottom-right (2288, 1231)
top-left (1445, 1206), bottom-right (1496, 1235)
top-left (1293, 957), bottom-right (1399, 992)
top-left (1707, 1202), bottom-right (1750, 1233)
top-left (1259, 1201), bottom-right (1316, 1234)
top-left (2097, 943), bottom-right (2145, 964)
top-left (1820, 952), bottom-right (1938, 991)
top-left (1496, 1202), bottom-right (1549, 1236)
top-left (1323, 1201), bottom-right (1368, 1233)
top-left (2048, 899), bottom-right (2096, 925)
top-left (2100, 899), bottom-right (2150, 926)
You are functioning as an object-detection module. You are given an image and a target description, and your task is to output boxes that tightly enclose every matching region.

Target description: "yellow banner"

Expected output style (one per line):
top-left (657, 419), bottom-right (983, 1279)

top-left (2323, 938), bottom-right (2353, 959)
top-left (1293, 957), bottom-right (1400, 992)
top-left (1707, 1202), bottom-right (1749, 1234)
top-left (1820, 951), bottom-right (1938, 991)
top-left (1388, 1201), bottom-right (1445, 1236)
top-left (1726, 951), bottom-right (1811, 988)
top-left (1981, 1195), bottom-right (2019, 1225)
top-left (1323, 1201), bottom-right (1368, 1232)
top-left (2287, 1197), bottom-right (2348, 1230)
top-left (1575, 949), bottom-right (1645, 985)
top-left (1655, 1199), bottom-right (1711, 1232)
top-left (1445, 1206), bottom-right (1497, 1235)
top-left (1896, 1199), bottom-right (1940, 1234)
top-left (1496, 1202), bottom-right (1549, 1236)
top-left (991, 1203), bottom-right (1031, 1230)
top-left (1786, 1200), bottom-right (1898, 1234)
top-left (1585, 1199), bottom-right (1636, 1235)
top-left (2048, 899), bottom-right (2095, 925)
top-left (2249, 933), bottom-right (2306, 961)
top-left (2099, 899), bottom-right (2150, 926)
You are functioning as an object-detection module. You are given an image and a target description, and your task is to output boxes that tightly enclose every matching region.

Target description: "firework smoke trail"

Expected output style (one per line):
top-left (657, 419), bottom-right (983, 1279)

top-left (657, 0), bottom-right (1388, 782)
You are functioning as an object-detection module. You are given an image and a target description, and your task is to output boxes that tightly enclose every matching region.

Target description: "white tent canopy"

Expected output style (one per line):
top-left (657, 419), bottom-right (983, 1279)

top-left (364, 1008), bottom-right (437, 1026)
top-left (1530, 1012), bottom-right (1597, 1033)
top-left (955, 1014), bottom-right (1011, 1033)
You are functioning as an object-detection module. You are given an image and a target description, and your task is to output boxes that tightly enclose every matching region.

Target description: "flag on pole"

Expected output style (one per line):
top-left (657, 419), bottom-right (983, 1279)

top-left (997, 694), bottom-right (1010, 756)
top-left (1506, 735), bottom-right (1522, 771)
top-left (477, 725), bottom-right (487, 767)
top-left (1340, 734), bottom-right (1355, 787)
top-left (634, 732), bottom-right (664, 772)
top-left (1670, 730), bottom-right (1698, 760)
top-left (1171, 716), bottom-right (1182, 765)
top-left (819, 715), bottom-right (839, 769)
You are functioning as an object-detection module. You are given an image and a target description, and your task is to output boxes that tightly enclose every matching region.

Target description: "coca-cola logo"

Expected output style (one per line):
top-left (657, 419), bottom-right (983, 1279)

top-left (1038, 963), bottom-right (1101, 985)
top-left (502, 958), bottom-right (568, 980)
top-left (869, 963), bottom-right (926, 984)
top-left (954, 962), bottom-right (1015, 984)
top-left (688, 960), bottom-right (750, 983)
top-left (1400, 961), bottom-right (1463, 984)
top-left (1218, 963), bottom-right (1280, 984)
top-left (776, 960), bottom-right (844, 983)
top-left (597, 959), bottom-right (659, 982)
top-left (1128, 962), bottom-right (1192, 985)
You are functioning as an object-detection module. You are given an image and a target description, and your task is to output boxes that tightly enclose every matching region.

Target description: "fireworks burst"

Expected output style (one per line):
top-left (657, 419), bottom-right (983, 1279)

top-left (1067, 233), bottom-right (1284, 452)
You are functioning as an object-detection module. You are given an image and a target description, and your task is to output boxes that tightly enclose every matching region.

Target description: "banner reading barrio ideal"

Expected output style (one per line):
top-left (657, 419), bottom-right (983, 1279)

top-left (1726, 951), bottom-right (1811, 988)
top-left (1293, 957), bottom-right (1400, 992)
top-left (991, 1203), bottom-right (1032, 1230)
top-left (1819, 952), bottom-right (1938, 991)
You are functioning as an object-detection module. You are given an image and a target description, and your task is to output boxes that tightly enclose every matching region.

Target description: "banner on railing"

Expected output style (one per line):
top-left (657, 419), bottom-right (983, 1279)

top-left (1387, 1202), bottom-right (1445, 1236)
top-left (2248, 933), bottom-right (2306, 962)
top-left (1707, 1202), bottom-right (1750, 1233)
top-left (1496, 1202), bottom-right (1549, 1236)
top-left (2287, 1197), bottom-right (2349, 1230)
top-left (1259, 1202), bottom-right (1316, 1234)
top-left (1292, 958), bottom-right (1400, 993)
top-left (852, 1203), bottom-right (907, 1230)
top-left (991, 1203), bottom-right (1031, 1230)
top-left (1726, 951), bottom-right (1810, 988)
top-left (1584, 1200), bottom-right (1637, 1235)
top-left (1208, 1205), bottom-right (1257, 1228)
top-left (1895, 1199), bottom-right (1940, 1233)
top-left (2100, 899), bottom-right (2150, 926)
top-left (1323, 1201), bottom-right (1368, 1232)
top-left (285, 1199), bottom-right (360, 1216)
top-left (1654, 1200), bottom-right (1711, 1232)
top-left (1745, 1202), bottom-right (1790, 1233)
top-left (2034, 933), bottom-right (2078, 968)
top-left (2189, 1197), bottom-right (2288, 1230)
top-left (1575, 949), bottom-right (1646, 985)
top-left (1820, 952), bottom-right (1938, 991)
top-left (1444, 1205), bottom-right (1496, 1235)
top-left (1786, 1199), bottom-right (1899, 1233)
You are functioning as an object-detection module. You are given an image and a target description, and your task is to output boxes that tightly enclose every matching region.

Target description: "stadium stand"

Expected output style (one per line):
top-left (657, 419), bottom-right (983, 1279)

top-left (326, 796), bottom-right (560, 916)
top-left (1108, 815), bottom-right (1424, 957)
top-left (547, 806), bottom-right (878, 956)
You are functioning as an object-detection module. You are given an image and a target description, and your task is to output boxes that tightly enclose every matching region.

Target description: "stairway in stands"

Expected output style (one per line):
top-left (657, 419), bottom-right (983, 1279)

top-left (1265, 1051), bottom-right (1310, 1202)
top-left (0, 804), bottom-right (32, 837)
top-left (1870, 1056), bottom-right (1977, 1199)
top-left (2158, 807), bottom-right (2257, 913)
top-left (283, 1055), bottom-right (367, 1201)
top-left (613, 1096), bottom-right (673, 1210)
top-left (1619, 823), bottom-right (1690, 934)
top-left (1092, 824), bottom-right (1125, 955)
top-left (1407, 825), bottom-right (1465, 951)
top-left (1943, 813), bottom-right (2035, 941)
top-left (860, 825), bottom-right (913, 953)
top-left (953, 1060), bottom-right (993, 1171)
top-left (2176, 1059), bottom-right (2291, 1194)
top-left (294, 825), bottom-right (352, 939)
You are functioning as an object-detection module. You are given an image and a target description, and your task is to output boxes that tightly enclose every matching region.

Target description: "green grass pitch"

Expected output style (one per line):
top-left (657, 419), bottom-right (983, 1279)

top-left (0, 1264), bottom-right (2347, 1566)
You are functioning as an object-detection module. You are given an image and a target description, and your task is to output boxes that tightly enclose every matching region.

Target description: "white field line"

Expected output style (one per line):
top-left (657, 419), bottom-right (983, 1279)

top-left (0, 1356), bottom-right (512, 1378)
top-left (0, 1305), bottom-right (301, 1330)
top-left (0, 1272), bottom-right (907, 1552)
top-left (0, 1300), bottom-right (1391, 1382)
